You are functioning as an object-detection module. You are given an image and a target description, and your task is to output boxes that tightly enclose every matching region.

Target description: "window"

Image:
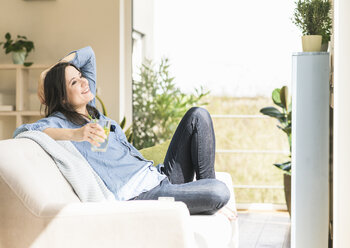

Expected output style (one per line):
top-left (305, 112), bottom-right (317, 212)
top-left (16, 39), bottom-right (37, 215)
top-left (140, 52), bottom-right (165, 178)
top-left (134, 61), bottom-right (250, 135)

top-left (133, 0), bottom-right (299, 207)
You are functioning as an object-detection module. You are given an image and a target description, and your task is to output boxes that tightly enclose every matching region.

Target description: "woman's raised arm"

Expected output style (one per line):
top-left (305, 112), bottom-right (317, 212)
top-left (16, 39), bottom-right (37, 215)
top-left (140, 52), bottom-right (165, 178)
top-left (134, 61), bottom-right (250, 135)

top-left (37, 52), bottom-right (76, 104)
top-left (37, 46), bottom-right (97, 106)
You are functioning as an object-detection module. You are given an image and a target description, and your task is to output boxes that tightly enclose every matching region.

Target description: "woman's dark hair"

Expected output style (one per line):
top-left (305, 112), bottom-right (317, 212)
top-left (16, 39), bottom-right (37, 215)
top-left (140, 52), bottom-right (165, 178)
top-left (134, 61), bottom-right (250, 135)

top-left (43, 62), bottom-right (99, 125)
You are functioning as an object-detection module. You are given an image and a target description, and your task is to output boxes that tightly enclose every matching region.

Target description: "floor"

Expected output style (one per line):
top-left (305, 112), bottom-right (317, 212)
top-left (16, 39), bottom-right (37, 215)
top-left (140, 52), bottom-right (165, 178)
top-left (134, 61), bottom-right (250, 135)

top-left (238, 210), bottom-right (291, 248)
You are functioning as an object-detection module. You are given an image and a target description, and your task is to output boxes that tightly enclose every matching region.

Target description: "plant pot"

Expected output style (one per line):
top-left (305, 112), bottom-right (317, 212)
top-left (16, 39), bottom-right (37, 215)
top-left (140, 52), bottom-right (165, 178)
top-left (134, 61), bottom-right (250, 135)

top-left (302, 35), bottom-right (322, 52)
top-left (284, 173), bottom-right (291, 217)
top-left (321, 42), bottom-right (329, 52)
top-left (12, 50), bottom-right (26, 64)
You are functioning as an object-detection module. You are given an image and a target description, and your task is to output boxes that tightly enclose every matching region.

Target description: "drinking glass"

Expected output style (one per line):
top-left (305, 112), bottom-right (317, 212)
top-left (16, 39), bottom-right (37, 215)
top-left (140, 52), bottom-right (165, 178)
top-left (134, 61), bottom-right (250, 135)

top-left (90, 119), bottom-right (111, 152)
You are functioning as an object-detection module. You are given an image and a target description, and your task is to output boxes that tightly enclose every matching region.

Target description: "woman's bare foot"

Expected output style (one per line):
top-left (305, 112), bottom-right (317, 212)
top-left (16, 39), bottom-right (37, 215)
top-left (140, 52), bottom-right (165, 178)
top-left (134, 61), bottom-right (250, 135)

top-left (217, 206), bottom-right (237, 222)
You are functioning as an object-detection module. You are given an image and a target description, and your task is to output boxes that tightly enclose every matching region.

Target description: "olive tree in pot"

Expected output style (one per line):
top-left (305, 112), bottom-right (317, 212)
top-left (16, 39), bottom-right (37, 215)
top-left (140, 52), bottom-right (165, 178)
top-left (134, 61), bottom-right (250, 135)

top-left (0, 32), bottom-right (34, 66)
top-left (292, 0), bottom-right (332, 52)
top-left (260, 86), bottom-right (292, 216)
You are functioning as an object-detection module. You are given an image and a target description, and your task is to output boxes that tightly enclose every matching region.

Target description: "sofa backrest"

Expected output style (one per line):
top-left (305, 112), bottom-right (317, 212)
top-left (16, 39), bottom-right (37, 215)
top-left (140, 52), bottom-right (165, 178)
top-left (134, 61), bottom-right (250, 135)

top-left (0, 138), bottom-right (80, 216)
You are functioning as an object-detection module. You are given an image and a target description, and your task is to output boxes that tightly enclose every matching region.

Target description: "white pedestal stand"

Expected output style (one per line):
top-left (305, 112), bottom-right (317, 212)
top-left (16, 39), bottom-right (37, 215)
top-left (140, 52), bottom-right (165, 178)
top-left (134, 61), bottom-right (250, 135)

top-left (291, 52), bottom-right (330, 248)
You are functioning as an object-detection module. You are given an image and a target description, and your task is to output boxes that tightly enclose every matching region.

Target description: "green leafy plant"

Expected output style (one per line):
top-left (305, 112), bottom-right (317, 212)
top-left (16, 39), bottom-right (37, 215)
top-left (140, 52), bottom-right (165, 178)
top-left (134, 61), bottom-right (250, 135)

top-left (94, 96), bottom-right (133, 143)
top-left (119, 116), bottom-right (133, 143)
top-left (260, 86), bottom-right (291, 175)
top-left (0, 32), bottom-right (35, 66)
top-left (292, 0), bottom-right (332, 44)
top-left (132, 58), bottom-right (209, 149)
top-left (96, 95), bottom-right (107, 116)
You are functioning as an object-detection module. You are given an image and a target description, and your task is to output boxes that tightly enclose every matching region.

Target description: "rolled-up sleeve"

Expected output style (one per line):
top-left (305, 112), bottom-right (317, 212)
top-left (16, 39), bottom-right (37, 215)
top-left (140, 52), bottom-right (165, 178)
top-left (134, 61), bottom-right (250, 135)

top-left (68, 46), bottom-right (97, 107)
top-left (13, 116), bottom-right (66, 138)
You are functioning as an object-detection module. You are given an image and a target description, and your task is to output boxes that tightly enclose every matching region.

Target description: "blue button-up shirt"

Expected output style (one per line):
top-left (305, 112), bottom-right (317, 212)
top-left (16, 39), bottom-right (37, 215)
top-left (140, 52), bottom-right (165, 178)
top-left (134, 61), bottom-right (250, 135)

top-left (13, 46), bottom-right (166, 201)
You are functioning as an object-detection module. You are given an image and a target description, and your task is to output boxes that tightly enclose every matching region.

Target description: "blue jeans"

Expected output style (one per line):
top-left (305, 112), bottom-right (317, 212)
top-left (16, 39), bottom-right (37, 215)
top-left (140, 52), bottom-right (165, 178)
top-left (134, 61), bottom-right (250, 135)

top-left (133, 107), bottom-right (230, 215)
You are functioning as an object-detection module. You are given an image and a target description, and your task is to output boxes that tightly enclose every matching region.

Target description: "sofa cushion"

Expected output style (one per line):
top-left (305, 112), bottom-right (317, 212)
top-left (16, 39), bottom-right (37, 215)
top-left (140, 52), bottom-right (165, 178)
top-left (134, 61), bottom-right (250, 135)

top-left (139, 140), bottom-right (171, 165)
top-left (0, 139), bottom-right (80, 216)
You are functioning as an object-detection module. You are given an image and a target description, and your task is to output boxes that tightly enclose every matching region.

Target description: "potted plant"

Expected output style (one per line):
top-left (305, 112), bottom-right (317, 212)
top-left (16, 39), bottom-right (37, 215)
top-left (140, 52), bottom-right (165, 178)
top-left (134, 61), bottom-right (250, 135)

top-left (260, 86), bottom-right (292, 215)
top-left (292, 0), bottom-right (332, 52)
top-left (0, 32), bottom-right (34, 65)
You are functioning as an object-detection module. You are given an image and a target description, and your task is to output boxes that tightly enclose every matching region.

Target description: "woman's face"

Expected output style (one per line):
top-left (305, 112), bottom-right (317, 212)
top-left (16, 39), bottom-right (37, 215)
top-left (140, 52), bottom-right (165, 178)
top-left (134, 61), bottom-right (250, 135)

top-left (65, 66), bottom-right (94, 111)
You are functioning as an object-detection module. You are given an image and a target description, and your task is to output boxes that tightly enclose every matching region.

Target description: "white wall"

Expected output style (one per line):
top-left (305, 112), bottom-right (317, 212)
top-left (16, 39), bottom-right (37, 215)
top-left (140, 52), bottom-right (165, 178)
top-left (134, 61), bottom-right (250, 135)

top-left (133, 0), bottom-right (155, 60)
top-left (333, 0), bottom-right (350, 246)
top-left (0, 0), bottom-right (131, 138)
top-left (119, 0), bottom-right (133, 127)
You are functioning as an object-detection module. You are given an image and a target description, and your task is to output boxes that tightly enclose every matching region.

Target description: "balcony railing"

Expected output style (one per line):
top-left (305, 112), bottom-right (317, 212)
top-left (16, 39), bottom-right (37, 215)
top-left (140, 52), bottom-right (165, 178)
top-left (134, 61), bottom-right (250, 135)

top-left (212, 114), bottom-right (289, 209)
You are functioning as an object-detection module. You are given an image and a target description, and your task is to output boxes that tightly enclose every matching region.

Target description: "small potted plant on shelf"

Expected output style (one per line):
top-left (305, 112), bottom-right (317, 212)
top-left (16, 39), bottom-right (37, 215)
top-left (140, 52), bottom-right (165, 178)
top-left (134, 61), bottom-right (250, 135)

top-left (260, 86), bottom-right (292, 216)
top-left (292, 0), bottom-right (332, 52)
top-left (0, 32), bottom-right (34, 66)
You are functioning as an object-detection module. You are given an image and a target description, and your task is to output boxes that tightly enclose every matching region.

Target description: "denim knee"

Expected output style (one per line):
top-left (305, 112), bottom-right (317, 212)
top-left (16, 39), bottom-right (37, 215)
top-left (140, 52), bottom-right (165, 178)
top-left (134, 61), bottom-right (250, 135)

top-left (214, 180), bottom-right (230, 204)
top-left (207, 180), bottom-right (230, 211)
top-left (187, 107), bottom-right (211, 121)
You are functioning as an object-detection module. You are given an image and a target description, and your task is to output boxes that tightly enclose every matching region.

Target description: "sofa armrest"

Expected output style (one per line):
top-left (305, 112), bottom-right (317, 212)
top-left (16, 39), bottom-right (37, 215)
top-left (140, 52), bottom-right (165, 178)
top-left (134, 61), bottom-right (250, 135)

top-left (35, 201), bottom-right (196, 248)
top-left (216, 171), bottom-right (239, 248)
top-left (216, 172), bottom-right (237, 215)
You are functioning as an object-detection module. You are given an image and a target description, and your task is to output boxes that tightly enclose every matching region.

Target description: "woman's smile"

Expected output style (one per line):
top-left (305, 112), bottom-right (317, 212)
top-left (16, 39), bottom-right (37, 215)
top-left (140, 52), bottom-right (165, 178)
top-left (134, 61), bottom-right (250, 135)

top-left (65, 65), bottom-right (94, 112)
top-left (81, 87), bottom-right (90, 94)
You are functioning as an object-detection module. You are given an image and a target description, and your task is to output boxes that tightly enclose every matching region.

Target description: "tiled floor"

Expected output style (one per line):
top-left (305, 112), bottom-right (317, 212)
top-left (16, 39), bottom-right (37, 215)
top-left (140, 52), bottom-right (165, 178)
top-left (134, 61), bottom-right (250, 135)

top-left (238, 211), bottom-right (290, 248)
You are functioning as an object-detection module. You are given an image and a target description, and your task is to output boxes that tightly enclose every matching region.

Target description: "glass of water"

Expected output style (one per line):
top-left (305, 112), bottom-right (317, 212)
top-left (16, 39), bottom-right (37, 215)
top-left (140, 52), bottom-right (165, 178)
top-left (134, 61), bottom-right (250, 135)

top-left (90, 119), bottom-right (111, 152)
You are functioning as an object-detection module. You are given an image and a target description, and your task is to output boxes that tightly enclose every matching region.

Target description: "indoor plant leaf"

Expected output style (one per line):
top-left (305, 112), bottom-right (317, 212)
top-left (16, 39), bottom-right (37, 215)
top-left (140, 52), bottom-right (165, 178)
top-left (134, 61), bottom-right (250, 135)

top-left (120, 116), bottom-right (126, 129)
top-left (272, 88), bottom-right (284, 108)
top-left (280, 86), bottom-right (289, 111)
top-left (260, 85), bottom-right (292, 173)
top-left (274, 161), bottom-right (291, 172)
top-left (0, 32), bottom-right (35, 64)
top-left (260, 107), bottom-right (285, 119)
top-left (23, 62), bottom-right (33, 67)
top-left (5, 32), bottom-right (11, 40)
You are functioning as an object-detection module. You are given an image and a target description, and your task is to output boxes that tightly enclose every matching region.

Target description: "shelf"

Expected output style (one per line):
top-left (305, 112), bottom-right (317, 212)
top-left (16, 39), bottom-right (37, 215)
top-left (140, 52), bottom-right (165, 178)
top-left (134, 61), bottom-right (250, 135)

top-left (0, 64), bottom-right (50, 70)
top-left (19, 111), bottom-right (43, 116)
top-left (0, 64), bottom-right (47, 136)
top-left (0, 111), bottom-right (43, 116)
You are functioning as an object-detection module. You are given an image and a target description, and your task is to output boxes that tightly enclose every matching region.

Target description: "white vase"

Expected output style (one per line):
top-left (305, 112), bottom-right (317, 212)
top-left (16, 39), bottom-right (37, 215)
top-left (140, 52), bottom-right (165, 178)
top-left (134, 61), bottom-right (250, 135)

top-left (12, 50), bottom-right (26, 64)
top-left (301, 35), bottom-right (322, 52)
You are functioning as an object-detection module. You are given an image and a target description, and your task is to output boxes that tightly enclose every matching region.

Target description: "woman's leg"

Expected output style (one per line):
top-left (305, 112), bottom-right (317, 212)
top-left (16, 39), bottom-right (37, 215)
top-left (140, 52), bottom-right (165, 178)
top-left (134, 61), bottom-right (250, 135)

top-left (135, 178), bottom-right (230, 215)
top-left (132, 107), bottom-right (229, 215)
top-left (163, 107), bottom-right (216, 184)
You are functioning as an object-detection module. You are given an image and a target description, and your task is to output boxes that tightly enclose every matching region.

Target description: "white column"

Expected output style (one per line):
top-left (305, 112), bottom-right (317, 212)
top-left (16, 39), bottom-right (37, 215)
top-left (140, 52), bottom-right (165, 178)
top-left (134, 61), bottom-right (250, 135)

top-left (118, 0), bottom-right (133, 125)
top-left (333, 0), bottom-right (350, 246)
top-left (292, 53), bottom-right (329, 248)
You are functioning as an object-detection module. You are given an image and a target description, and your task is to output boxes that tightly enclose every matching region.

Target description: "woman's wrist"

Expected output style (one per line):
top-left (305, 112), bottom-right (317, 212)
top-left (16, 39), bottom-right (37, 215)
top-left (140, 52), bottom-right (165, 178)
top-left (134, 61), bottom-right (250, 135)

top-left (61, 52), bottom-right (76, 63)
top-left (43, 128), bottom-right (78, 141)
top-left (70, 128), bottom-right (80, 141)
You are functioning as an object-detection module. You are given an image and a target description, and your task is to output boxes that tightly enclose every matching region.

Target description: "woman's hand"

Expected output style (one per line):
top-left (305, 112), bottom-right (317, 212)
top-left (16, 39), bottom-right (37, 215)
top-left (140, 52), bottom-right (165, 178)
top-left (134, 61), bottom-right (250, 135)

top-left (73, 123), bottom-right (107, 147)
top-left (37, 68), bottom-right (50, 104)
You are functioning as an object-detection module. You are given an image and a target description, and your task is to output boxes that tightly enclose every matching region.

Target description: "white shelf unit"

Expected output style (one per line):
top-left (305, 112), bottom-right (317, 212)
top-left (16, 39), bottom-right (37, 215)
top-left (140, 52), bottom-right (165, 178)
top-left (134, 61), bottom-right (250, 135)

top-left (291, 52), bottom-right (330, 248)
top-left (0, 64), bottom-right (48, 132)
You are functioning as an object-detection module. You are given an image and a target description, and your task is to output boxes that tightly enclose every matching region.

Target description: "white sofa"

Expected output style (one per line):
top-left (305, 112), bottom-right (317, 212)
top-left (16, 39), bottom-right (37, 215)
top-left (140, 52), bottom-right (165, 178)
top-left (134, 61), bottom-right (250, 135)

top-left (0, 138), bottom-right (238, 248)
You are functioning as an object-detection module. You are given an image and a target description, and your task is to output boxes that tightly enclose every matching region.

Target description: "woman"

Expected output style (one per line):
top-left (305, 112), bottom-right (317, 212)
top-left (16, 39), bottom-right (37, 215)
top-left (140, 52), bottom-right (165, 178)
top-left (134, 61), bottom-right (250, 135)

top-left (14, 46), bottom-right (234, 219)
